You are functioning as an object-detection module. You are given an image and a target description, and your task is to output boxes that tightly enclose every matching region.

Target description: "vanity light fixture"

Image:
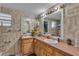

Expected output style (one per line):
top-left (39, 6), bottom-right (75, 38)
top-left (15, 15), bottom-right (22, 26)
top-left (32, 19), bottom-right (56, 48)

top-left (45, 7), bottom-right (58, 16)
top-left (54, 7), bottom-right (58, 11)
top-left (40, 5), bottom-right (59, 19)
top-left (41, 12), bottom-right (47, 18)
top-left (51, 7), bottom-right (58, 14)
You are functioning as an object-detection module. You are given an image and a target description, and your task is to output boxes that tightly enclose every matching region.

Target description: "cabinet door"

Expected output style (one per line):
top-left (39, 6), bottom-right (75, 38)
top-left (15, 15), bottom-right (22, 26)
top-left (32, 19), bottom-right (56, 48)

top-left (34, 39), bottom-right (37, 54)
top-left (35, 40), bottom-right (53, 56)
top-left (35, 45), bottom-right (40, 55)
top-left (46, 52), bottom-right (53, 56)
top-left (39, 41), bottom-right (48, 56)
top-left (46, 45), bottom-right (54, 55)
top-left (55, 52), bottom-right (64, 56)
top-left (40, 41), bottom-right (54, 56)
top-left (34, 39), bottom-right (40, 55)
top-left (21, 43), bottom-right (33, 55)
top-left (54, 49), bottom-right (67, 56)
top-left (21, 38), bottom-right (33, 55)
top-left (40, 48), bottom-right (47, 56)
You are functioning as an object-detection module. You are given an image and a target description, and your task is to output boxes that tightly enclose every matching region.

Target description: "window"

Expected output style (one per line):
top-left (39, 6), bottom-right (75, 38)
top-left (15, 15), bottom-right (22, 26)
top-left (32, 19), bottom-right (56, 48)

top-left (0, 13), bottom-right (12, 27)
top-left (2, 20), bottom-right (11, 26)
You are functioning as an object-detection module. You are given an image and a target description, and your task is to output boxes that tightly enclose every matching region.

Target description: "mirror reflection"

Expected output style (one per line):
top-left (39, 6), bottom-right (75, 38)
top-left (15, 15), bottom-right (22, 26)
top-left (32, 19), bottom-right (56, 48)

top-left (43, 11), bottom-right (62, 38)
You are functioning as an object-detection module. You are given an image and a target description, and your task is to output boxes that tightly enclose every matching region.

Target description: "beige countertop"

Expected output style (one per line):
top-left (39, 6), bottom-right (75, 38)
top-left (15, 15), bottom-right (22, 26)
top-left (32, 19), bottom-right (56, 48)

top-left (21, 36), bottom-right (33, 39)
top-left (21, 36), bottom-right (79, 56)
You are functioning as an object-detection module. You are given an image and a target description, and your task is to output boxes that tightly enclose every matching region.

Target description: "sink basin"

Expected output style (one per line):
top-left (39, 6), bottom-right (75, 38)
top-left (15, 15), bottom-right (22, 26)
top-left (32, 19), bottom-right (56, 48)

top-left (43, 39), bottom-right (58, 44)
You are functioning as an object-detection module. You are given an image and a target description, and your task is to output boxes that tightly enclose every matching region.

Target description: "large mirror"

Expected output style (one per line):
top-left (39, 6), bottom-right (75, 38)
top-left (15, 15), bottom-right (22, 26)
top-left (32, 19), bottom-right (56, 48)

top-left (43, 10), bottom-right (64, 39)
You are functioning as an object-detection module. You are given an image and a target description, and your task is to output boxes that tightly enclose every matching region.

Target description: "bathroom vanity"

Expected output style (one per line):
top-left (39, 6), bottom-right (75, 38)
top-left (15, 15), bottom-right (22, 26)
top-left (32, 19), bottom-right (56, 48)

top-left (20, 36), bottom-right (79, 56)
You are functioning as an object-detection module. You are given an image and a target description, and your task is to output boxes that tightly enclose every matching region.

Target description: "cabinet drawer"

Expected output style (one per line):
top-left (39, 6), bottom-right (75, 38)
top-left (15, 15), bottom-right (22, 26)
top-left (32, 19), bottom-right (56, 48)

top-left (22, 43), bottom-right (33, 49)
top-left (46, 45), bottom-right (53, 54)
top-left (22, 39), bottom-right (33, 44)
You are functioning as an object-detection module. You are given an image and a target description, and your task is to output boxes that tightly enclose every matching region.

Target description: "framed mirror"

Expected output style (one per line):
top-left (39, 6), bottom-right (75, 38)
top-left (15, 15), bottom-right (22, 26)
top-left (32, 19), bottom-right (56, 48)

top-left (42, 9), bottom-right (64, 39)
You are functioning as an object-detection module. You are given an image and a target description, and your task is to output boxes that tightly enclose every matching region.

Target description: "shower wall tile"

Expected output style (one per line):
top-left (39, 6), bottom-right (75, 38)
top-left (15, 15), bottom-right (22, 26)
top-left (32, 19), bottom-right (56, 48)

top-left (64, 4), bottom-right (79, 47)
top-left (0, 6), bottom-right (24, 55)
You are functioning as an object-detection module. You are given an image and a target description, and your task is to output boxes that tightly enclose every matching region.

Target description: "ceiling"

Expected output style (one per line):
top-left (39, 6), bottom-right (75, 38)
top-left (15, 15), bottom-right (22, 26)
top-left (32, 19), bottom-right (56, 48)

top-left (0, 3), bottom-right (56, 18)
top-left (45, 11), bottom-right (61, 20)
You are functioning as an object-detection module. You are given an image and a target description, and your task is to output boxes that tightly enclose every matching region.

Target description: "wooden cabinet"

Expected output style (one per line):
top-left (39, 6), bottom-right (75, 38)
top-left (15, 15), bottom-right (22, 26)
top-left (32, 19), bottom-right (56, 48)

top-left (34, 39), bottom-right (71, 56)
top-left (34, 39), bottom-right (54, 56)
top-left (20, 37), bottom-right (72, 56)
top-left (21, 38), bottom-right (33, 55)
